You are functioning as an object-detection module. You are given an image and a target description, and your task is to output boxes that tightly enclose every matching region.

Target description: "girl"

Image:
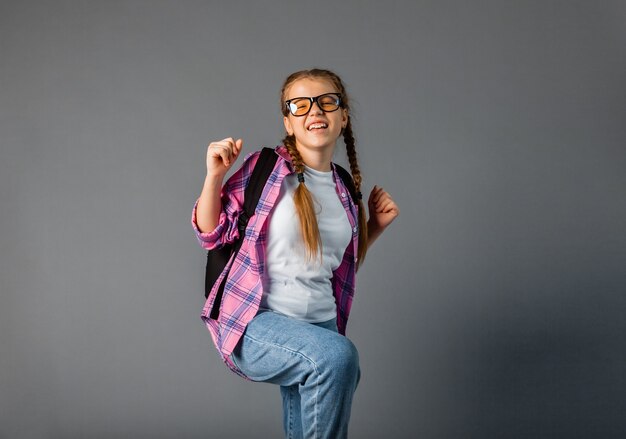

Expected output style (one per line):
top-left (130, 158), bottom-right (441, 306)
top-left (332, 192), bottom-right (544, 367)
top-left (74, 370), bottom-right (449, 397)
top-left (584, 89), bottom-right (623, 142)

top-left (192, 68), bottom-right (399, 438)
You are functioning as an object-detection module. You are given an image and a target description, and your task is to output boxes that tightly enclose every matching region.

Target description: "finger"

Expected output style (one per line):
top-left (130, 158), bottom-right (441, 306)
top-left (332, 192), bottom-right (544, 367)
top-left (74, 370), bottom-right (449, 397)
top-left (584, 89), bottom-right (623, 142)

top-left (209, 144), bottom-right (232, 166)
top-left (368, 185), bottom-right (382, 204)
top-left (209, 143), bottom-right (229, 160)
top-left (372, 188), bottom-right (386, 205)
top-left (215, 145), bottom-right (230, 165)
top-left (375, 200), bottom-right (386, 213)
top-left (378, 199), bottom-right (395, 213)
top-left (383, 202), bottom-right (400, 216)
top-left (223, 138), bottom-right (236, 162)
top-left (233, 138), bottom-right (243, 159)
top-left (368, 189), bottom-right (376, 207)
top-left (221, 148), bottom-right (231, 166)
top-left (207, 143), bottom-right (221, 158)
top-left (374, 193), bottom-right (393, 209)
top-left (216, 138), bottom-right (235, 158)
top-left (216, 139), bottom-right (233, 148)
top-left (210, 140), bottom-right (230, 150)
top-left (210, 139), bottom-right (233, 150)
top-left (376, 191), bottom-right (392, 202)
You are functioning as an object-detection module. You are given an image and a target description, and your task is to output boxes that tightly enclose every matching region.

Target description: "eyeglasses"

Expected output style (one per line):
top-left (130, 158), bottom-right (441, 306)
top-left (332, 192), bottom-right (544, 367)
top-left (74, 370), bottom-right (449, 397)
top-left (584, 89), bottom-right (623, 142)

top-left (284, 93), bottom-right (343, 117)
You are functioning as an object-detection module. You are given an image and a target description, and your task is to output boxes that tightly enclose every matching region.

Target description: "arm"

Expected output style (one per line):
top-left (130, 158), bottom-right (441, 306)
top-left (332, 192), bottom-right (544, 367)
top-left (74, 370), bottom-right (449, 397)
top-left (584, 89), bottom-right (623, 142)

top-left (366, 185), bottom-right (399, 248)
top-left (196, 174), bottom-right (227, 233)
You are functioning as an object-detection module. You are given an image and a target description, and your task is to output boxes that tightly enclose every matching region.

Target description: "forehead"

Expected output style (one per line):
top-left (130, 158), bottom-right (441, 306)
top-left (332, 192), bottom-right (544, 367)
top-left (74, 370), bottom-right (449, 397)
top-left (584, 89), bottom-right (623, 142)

top-left (285, 78), bottom-right (337, 99)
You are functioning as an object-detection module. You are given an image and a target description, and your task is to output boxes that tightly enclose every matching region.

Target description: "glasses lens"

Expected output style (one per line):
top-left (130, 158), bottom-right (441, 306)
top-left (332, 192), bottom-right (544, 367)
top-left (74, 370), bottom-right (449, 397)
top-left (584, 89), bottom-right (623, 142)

top-left (289, 98), bottom-right (311, 116)
top-left (287, 94), bottom-right (341, 116)
top-left (318, 94), bottom-right (340, 111)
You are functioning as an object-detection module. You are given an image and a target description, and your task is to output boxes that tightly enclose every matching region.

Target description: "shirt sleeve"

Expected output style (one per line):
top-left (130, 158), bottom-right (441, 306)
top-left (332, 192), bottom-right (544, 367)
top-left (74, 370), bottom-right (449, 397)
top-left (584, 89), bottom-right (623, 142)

top-left (191, 150), bottom-right (261, 250)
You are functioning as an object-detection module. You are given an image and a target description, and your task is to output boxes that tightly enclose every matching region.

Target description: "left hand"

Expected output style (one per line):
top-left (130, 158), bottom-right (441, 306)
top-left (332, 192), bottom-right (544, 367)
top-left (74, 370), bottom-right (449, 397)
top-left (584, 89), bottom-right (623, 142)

top-left (367, 185), bottom-right (399, 230)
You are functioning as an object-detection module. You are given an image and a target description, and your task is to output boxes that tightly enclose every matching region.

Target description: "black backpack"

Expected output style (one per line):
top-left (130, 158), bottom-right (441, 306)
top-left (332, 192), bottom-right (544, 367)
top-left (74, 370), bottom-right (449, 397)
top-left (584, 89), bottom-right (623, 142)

top-left (205, 147), bottom-right (358, 320)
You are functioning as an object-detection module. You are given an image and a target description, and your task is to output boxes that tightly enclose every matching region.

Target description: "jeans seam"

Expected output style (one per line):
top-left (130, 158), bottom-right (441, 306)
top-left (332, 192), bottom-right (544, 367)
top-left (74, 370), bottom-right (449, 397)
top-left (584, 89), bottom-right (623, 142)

top-left (314, 371), bottom-right (319, 439)
top-left (288, 386), bottom-right (293, 439)
top-left (241, 333), bottom-right (321, 376)
top-left (290, 388), bottom-right (293, 439)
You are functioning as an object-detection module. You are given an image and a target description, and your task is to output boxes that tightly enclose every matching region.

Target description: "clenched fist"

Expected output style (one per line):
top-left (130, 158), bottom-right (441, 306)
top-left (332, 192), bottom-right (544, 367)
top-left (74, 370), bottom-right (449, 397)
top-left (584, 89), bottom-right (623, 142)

top-left (206, 137), bottom-right (244, 178)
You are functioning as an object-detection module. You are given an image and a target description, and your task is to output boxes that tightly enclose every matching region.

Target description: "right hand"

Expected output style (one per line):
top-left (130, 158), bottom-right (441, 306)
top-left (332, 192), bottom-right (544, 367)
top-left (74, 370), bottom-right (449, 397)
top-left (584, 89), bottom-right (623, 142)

top-left (206, 137), bottom-right (244, 177)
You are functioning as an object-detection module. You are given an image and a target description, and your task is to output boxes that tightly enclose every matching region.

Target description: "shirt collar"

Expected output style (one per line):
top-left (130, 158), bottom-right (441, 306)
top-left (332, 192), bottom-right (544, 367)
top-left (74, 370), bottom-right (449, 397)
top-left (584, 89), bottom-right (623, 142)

top-left (275, 145), bottom-right (292, 164)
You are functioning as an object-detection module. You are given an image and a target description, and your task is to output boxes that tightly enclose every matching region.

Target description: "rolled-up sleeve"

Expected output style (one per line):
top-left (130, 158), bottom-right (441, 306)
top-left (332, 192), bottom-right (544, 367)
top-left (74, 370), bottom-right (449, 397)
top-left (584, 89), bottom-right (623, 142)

top-left (191, 150), bottom-right (261, 250)
top-left (191, 199), bottom-right (239, 250)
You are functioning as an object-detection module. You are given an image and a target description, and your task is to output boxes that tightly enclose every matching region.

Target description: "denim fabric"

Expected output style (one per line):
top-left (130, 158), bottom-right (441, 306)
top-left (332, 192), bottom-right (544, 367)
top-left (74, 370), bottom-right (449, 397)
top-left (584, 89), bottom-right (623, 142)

top-left (231, 310), bottom-right (361, 439)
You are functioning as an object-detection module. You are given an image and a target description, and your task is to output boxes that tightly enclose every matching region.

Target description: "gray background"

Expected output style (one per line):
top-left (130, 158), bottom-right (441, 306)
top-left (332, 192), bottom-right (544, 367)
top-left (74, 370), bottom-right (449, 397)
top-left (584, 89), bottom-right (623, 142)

top-left (1, 1), bottom-right (625, 438)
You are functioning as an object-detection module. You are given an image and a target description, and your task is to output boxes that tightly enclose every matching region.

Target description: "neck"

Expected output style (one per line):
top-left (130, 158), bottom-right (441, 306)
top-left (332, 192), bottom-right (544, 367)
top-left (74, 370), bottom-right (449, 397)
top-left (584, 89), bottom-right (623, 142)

top-left (294, 142), bottom-right (335, 172)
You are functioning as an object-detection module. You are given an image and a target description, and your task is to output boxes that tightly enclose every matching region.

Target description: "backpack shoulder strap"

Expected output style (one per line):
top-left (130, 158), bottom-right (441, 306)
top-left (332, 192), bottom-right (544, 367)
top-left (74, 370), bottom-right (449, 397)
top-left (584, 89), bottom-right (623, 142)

top-left (334, 163), bottom-right (360, 203)
top-left (205, 147), bottom-right (278, 306)
top-left (239, 147), bottom-right (279, 230)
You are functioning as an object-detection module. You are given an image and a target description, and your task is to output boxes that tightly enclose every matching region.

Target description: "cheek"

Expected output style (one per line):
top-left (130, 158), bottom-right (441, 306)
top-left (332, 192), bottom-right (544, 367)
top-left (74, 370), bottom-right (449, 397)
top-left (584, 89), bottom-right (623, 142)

top-left (294, 125), bottom-right (303, 135)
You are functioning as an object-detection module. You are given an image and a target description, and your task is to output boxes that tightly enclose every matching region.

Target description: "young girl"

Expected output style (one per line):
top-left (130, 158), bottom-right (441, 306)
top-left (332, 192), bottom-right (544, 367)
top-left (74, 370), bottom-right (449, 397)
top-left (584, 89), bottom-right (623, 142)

top-left (192, 68), bottom-right (399, 438)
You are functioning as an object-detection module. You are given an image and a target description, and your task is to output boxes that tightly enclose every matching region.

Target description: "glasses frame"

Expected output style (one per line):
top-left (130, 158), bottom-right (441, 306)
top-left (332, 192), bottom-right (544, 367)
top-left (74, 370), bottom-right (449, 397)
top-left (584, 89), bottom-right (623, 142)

top-left (284, 93), bottom-right (343, 117)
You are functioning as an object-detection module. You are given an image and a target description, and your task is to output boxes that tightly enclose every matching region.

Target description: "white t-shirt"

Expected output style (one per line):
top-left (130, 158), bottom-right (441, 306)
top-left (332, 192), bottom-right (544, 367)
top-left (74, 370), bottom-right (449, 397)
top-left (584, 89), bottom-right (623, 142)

top-left (260, 165), bottom-right (352, 322)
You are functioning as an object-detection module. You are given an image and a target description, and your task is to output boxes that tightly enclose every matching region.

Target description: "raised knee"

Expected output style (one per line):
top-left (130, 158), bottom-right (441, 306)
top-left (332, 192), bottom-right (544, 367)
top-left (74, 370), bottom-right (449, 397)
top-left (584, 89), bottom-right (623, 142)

top-left (325, 337), bottom-right (359, 378)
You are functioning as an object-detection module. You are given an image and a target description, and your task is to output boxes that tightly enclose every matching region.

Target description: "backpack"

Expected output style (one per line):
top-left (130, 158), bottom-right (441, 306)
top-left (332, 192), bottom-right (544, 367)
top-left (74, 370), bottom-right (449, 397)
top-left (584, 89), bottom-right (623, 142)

top-left (205, 147), bottom-right (358, 320)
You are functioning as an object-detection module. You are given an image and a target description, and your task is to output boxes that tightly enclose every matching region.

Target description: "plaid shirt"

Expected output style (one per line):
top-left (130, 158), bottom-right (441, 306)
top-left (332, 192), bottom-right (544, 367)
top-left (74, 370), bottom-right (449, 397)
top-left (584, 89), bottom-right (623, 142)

top-left (192, 146), bottom-right (360, 378)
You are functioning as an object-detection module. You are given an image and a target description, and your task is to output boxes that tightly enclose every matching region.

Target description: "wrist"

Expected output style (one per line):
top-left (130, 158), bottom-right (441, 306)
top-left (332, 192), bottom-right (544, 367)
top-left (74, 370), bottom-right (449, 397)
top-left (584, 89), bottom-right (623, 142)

top-left (204, 173), bottom-right (224, 186)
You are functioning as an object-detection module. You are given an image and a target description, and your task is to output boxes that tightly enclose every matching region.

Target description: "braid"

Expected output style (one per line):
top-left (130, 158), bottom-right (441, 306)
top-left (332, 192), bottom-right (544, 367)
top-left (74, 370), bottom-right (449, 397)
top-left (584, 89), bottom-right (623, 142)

top-left (343, 120), bottom-right (368, 268)
top-left (283, 134), bottom-right (304, 174)
top-left (283, 134), bottom-right (322, 261)
top-left (280, 68), bottom-right (367, 267)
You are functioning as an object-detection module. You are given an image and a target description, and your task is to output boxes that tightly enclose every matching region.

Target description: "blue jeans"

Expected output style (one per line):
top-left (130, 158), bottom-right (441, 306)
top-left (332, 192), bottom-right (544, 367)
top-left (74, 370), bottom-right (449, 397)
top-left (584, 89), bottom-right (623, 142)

top-left (231, 310), bottom-right (361, 439)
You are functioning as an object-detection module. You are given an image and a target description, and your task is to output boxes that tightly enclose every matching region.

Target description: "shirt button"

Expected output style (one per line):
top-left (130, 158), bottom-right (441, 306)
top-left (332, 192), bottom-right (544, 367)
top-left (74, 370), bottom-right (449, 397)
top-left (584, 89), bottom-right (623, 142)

top-left (353, 226), bottom-right (358, 233)
top-left (341, 192), bottom-right (347, 198)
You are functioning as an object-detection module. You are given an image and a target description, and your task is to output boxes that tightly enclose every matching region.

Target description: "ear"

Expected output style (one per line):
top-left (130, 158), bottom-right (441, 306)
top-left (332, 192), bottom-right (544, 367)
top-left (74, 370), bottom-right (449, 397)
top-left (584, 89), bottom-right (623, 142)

top-left (341, 108), bottom-right (349, 128)
top-left (283, 116), bottom-right (294, 136)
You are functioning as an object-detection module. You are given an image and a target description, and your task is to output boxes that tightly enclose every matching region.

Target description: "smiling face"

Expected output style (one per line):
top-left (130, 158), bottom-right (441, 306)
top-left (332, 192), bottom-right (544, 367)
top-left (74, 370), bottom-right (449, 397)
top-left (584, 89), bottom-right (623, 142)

top-left (283, 77), bottom-right (348, 159)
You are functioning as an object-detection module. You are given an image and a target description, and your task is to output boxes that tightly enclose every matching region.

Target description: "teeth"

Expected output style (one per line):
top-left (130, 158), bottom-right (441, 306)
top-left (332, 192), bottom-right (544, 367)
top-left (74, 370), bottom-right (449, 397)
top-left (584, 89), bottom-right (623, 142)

top-left (308, 123), bottom-right (327, 130)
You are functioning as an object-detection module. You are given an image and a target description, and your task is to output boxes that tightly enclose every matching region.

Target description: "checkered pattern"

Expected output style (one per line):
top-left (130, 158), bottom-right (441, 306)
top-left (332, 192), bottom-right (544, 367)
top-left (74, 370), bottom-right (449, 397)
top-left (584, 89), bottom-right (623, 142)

top-left (192, 146), bottom-right (360, 378)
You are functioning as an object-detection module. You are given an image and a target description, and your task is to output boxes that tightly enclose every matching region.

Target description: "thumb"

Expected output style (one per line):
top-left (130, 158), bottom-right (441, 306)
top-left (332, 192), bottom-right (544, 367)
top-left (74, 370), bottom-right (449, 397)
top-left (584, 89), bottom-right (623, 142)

top-left (234, 138), bottom-right (244, 155)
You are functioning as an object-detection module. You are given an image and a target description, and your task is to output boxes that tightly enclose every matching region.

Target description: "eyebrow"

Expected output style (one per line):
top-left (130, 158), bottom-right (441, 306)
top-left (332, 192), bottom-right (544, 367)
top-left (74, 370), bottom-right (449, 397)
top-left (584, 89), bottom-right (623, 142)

top-left (286, 92), bottom-right (340, 100)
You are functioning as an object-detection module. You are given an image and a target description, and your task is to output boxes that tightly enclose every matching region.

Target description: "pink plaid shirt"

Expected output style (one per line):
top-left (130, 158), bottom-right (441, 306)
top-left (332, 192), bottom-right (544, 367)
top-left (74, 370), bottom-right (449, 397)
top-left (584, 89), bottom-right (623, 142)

top-left (192, 146), bottom-right (360, 378)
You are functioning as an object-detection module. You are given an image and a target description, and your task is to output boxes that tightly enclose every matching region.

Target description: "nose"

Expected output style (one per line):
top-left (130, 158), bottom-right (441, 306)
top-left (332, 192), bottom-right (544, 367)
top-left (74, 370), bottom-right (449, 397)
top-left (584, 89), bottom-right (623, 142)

top-left (309, 99), bottom-right (324, 115)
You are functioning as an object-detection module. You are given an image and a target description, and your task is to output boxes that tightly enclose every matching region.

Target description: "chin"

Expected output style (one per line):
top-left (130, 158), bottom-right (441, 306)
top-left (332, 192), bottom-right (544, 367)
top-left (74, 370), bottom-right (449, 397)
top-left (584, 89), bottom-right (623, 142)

top-left (308, 132), bottom-right (341, 144)
top-left (307, 138), bottom-right (338, 149)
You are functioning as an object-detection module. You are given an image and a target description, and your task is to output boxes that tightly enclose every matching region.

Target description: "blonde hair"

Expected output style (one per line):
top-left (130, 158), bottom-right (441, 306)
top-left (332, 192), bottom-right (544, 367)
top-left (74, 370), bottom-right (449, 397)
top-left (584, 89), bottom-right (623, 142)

top-left (280, 68), bottom-right (368, 268)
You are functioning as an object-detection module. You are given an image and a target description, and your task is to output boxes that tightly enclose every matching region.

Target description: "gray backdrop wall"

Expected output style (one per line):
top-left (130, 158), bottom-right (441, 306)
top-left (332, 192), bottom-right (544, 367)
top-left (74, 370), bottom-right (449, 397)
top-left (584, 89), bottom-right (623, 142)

top-left (1, 1), bottom-right (625, 438)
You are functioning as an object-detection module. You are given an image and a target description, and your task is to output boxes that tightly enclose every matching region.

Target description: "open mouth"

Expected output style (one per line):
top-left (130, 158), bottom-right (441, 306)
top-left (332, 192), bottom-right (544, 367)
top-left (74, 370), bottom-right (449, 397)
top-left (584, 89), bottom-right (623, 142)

top-left (307, 122), bottom-right (328, 131)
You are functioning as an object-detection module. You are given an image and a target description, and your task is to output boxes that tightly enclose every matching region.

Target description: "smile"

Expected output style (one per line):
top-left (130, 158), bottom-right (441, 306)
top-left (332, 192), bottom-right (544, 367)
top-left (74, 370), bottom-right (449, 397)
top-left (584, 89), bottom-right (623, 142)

top-left (307, 122), bottom-right (328, 131)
